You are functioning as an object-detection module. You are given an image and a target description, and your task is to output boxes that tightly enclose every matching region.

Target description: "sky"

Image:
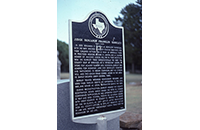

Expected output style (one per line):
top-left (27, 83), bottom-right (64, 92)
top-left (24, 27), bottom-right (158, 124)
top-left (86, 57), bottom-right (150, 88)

top-left (57, 0), bottom-right (137, 43)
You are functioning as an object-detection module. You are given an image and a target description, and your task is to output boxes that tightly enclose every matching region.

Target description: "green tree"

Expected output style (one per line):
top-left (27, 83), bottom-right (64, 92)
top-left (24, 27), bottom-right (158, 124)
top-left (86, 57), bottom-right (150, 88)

top-left (57, 39), bottom-right (69, 72)
top-left (114, 0), bottom-right (142, 73)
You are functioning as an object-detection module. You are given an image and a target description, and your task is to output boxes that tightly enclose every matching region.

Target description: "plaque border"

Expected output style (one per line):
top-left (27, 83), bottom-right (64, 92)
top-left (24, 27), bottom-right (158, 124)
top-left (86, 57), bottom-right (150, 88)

top-left (69, 10), bottom-right (126, 124)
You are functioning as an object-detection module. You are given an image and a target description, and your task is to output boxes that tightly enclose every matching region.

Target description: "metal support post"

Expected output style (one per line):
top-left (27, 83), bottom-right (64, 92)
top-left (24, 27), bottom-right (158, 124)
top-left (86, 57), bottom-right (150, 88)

top-left (97, 116), bottom-right (107, 130)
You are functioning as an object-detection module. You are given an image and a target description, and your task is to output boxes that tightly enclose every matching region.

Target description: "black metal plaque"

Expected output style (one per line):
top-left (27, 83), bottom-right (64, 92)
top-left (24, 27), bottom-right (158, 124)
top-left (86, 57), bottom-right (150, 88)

top-left (69, 11), bottom-right (126, 119)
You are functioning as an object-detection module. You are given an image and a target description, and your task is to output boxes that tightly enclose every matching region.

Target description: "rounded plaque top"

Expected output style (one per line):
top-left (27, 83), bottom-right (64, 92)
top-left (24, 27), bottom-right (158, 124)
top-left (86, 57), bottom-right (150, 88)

top-left (88, 12), bottom-right (109, 39)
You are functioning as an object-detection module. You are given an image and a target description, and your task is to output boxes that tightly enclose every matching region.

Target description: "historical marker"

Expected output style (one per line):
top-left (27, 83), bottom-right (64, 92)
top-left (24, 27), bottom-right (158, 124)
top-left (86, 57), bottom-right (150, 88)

top-left (69, 11), bottom-right (126, 124)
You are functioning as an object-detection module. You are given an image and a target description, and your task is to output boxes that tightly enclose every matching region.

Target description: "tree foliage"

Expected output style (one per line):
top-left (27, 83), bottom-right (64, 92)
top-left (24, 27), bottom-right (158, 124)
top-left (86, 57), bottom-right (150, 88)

top-left (57, 39), bottom-right (69, 72)
top-left (114, 0), bottom-right (142, 72)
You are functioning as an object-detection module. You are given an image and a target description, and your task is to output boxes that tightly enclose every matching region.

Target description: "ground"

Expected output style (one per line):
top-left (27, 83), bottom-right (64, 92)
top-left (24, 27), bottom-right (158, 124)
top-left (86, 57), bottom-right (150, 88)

top-left (125, 74), bottom-right (142, 114)
top-left (60, 73), bottom-right (142, 114)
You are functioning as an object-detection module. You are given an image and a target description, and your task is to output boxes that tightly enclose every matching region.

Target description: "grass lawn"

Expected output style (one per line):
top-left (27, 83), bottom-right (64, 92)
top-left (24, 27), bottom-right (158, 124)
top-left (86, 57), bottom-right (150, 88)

top-left (60, 73), bottom-right (142, 114)
top-left (60, 73), bottom-right (70, 79)
top-left (125, 74), bottom-right (142, 114)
